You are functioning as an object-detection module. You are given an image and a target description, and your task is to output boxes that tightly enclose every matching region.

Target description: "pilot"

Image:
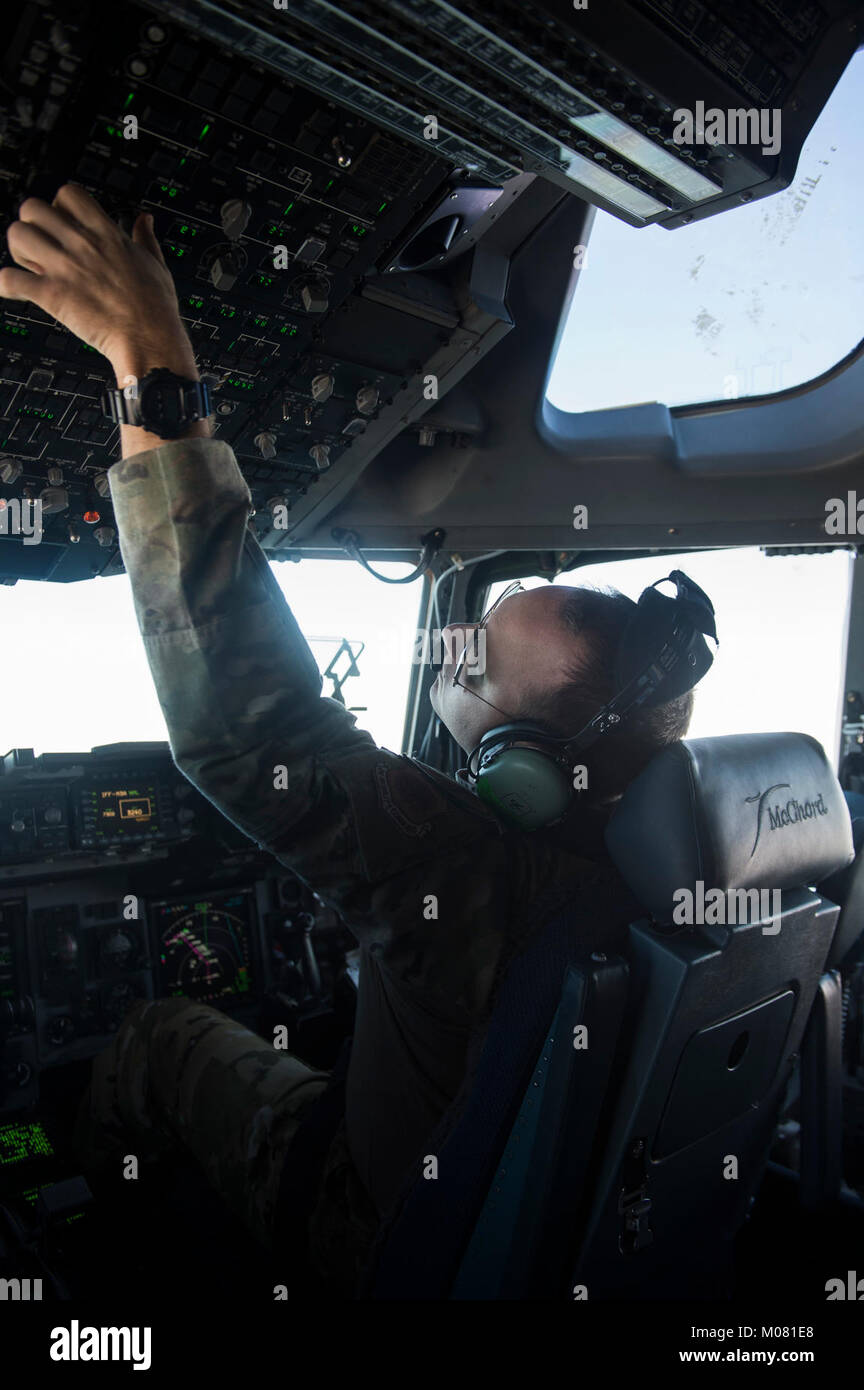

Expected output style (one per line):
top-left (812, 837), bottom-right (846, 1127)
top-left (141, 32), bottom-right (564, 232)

top-left (0, 187), bottom-right (697, 1294)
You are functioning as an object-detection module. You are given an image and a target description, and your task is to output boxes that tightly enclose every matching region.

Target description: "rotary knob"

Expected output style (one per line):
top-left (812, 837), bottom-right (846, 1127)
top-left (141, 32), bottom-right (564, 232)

top-left (40, 485), bottom-right (69, 513)
top-left (48, 1015), bottom-right (76, 1046)
top-left (254, 432), bottom-right (278, 460)
top-left (0, 458), bottom-right (22, 484)
top-left (300, 282), bottom-right (328, 313)
top-left (220, 199), bottom-right (252, 240)
top-left (356, 385), bottom-right (379, 415)
top-left (311, 373), bottom-right (335, 403)
top-left (12, 1060), bottom-right (32, 1088)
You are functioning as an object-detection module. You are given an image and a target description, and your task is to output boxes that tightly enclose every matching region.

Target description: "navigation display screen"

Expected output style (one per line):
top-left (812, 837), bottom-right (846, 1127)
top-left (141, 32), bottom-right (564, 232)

top-left (153, 892), bottom-right (254, 1007)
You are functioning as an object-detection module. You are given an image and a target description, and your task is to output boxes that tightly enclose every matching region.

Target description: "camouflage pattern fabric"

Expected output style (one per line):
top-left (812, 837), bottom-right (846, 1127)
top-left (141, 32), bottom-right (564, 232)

top-left (88, 438), bottom-right (628, 1284)
top-left (74, 997), bottom-right (330, 1249)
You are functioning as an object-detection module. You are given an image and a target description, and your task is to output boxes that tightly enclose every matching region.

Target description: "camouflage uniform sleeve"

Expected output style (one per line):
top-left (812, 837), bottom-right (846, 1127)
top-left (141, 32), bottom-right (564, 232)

top-left (109, 438), bottom-right (511, 1006)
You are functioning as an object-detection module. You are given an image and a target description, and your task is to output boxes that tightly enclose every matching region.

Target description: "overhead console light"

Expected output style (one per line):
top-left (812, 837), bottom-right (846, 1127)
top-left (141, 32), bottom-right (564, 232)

top-left (178, 0), bottom-right (863, 229)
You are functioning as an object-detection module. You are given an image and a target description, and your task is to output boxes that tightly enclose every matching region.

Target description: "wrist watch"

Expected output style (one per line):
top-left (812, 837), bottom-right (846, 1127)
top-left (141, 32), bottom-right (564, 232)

top-left (100, 368), bottom-right (212, 439)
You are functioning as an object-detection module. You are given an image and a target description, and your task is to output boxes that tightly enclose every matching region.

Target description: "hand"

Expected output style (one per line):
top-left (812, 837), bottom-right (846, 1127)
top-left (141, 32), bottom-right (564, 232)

top-left (0, 184), bottom-right (195, 377)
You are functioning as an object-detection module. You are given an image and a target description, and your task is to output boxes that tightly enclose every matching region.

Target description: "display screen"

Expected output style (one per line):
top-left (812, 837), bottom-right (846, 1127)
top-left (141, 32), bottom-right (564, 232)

top-left (0, 1119), bottom-right (55, 1170)
top-left (78, 779), bottom-right (161, 844)
top-left (153, 892), bottom-right (254, 1006)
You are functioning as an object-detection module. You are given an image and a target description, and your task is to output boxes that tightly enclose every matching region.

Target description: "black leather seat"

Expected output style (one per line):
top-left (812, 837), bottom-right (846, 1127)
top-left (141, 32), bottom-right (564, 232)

top-left (360, 732), bottom-right (854, 1299)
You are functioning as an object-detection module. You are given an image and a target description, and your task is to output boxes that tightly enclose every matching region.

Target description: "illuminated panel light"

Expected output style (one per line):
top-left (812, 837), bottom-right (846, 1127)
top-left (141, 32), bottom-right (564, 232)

top-left (389, 0), bottom-right (720, 203)
top-left (150, 0), bottom-right (515, 184)
top-left (573, 112), bottom-right (719, 203)
top-left (555, 148), bottom-right (665, 217)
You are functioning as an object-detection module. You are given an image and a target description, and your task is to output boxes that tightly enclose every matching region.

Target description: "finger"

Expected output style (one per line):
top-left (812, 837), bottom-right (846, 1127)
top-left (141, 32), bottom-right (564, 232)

top-left (7, 220), bottom-right (67, 274)
top-left (0, 264), bottom-right (50, 305)
top-left (51, 182), bottom-right (116, 236)
top-left (132, 211), bottom-right (168, 268)
top-left (20, 195), bottom-right (93, 251)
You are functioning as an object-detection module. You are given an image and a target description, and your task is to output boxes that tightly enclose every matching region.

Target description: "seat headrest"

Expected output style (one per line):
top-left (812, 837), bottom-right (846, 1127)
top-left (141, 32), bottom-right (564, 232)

top-left (605, 733), bottom-right (854, 924)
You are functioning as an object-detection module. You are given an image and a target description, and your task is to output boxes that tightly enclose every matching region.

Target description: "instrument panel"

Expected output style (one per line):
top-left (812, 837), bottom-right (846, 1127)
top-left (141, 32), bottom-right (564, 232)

top-left (0, 0), bottom-right (478, 584)
top-left (0, 746), bottom-right (210, 866)
top-left (0, 740), bottom-right (357, 1116)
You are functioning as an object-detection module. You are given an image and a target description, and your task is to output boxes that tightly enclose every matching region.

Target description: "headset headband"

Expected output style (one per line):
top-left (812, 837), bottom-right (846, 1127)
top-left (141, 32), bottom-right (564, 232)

top-left (561, 569), bottom-right (717, 758)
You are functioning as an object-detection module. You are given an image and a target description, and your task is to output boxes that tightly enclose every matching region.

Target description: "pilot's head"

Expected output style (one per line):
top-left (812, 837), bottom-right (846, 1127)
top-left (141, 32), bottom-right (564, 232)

top-left (429, 583), bottom-right (694, 806)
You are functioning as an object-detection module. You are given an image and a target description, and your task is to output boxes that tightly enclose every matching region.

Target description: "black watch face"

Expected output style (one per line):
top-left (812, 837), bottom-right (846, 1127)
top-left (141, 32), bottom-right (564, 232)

top-left (140, 379), bottom-right (185, 432)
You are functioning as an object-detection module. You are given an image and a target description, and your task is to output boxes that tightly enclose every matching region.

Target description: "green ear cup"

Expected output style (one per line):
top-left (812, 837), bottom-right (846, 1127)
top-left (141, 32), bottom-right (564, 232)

top-left (475, 746), bottom-right (573, 831)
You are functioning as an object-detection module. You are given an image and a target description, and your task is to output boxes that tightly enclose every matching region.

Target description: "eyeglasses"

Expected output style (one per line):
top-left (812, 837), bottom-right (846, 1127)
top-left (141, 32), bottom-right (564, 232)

top-left (452, 580), bottom-right (523, 687)
top-left (451, 581), bottom-right (523, 719)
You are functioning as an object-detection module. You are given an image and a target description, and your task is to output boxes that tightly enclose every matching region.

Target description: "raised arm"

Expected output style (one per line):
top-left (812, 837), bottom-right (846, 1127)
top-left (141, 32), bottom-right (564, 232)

top-left (0, 186), bottom-right (512, 1006)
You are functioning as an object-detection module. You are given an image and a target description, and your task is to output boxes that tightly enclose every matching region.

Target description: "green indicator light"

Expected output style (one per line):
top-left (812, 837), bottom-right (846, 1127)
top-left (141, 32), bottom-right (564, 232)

top-left (227, 340), bottom-right (236, 351)
top-left (169, 187), bottom-right (177, 197)
top-left (377, 201), bottom-right (387, 213)
top-left (124, 92), bottom-right (135, 109)
top-left (283, 203), bottom-right (294, 214)
top-left (198, 123), bottom-right (210, 140)
top-left (179, 158), bottom-right (187, 167)
top-left (325, 179), bottom-right (334, 190)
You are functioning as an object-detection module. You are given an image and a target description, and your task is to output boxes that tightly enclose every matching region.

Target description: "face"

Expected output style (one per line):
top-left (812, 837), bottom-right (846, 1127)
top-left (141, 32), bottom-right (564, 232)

top-left (428, 586), bottom-right (586, 754)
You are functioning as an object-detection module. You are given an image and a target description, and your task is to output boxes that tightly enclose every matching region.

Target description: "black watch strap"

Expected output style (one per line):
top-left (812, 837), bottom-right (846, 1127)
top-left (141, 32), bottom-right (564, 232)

top-left (100, 368), bottom-right (211, 439)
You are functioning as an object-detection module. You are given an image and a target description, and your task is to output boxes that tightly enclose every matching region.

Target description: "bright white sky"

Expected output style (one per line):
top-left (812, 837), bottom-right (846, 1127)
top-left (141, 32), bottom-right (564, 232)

top-left (0, 546), bottom-right (853, 765)
top-left (0, 558), bottom-right (422, 758)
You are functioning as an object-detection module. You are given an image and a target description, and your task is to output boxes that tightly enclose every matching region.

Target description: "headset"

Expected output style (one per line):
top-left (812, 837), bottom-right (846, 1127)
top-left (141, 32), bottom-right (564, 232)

top-left (454, 570), bottom-right (718, 832)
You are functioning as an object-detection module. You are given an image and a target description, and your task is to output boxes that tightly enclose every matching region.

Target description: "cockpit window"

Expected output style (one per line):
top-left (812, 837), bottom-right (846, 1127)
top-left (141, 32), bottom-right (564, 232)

top-left (545, 49), bottom-right (864, 415)
top-left (1, 560), bottom-right (420, 756)
top-left (487, 548), bottom-right (854, 763)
